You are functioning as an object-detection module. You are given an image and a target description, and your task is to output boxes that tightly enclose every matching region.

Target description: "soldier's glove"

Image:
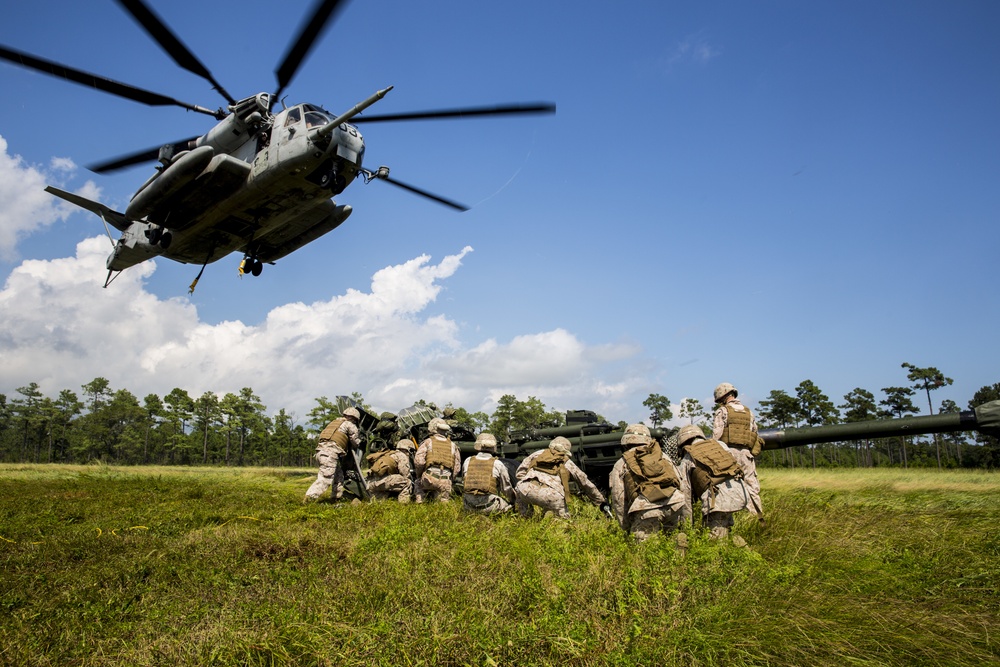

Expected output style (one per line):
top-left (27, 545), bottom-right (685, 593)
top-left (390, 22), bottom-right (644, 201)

top-left (599, 502), bottom-right (613, 520)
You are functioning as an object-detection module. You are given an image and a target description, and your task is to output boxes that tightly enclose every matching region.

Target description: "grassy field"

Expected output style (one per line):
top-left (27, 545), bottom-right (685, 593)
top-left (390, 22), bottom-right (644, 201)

top-left (1, 464), bottom-right (998, 666)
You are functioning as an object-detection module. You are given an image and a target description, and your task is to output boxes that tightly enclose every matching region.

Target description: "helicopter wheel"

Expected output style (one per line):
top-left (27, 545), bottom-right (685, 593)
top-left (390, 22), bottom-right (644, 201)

top-left (251, 259), bottom-right (263, 277)
top-left (159, 232), bottom-right (172, 250)
top-left (148, 227), bottom-right (162, 245)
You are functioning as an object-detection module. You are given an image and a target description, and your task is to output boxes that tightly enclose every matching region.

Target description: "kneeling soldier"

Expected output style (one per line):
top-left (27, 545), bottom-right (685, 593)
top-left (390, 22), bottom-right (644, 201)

top-left (610, 423), bottom-right (689, 543)
top-left (414, 418), bottom-right (461, 503)
top-left (515, 437), bottom-right (607, 519)
top-left (305, 407), bottom-right (362, 502)
top-left (366, 439), bottom-right (415, 503)
top-left (461, 433), bottom-right (516, 514)
top-left (676, 424), bottom-right (752, 542)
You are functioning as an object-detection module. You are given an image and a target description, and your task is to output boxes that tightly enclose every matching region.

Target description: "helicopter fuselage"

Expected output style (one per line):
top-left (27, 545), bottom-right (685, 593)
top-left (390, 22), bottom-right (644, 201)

top-left (106, 96), bottom-right (365, 274)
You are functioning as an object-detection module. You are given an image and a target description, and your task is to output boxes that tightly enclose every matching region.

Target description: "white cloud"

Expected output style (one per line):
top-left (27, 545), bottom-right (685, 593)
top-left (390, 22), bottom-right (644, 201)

top-left (0, 239), bottom-right (652, 423)
top-left (663, 31), bottom-right (721, 68)
top-left (0, 135), bottom-right (98, 260)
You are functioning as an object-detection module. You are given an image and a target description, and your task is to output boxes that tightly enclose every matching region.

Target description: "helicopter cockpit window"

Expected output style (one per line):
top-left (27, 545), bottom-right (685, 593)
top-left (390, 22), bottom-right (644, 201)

top-left (304, 107), bottom-right (333, 130)
top-left (284, 107), bottom-right (302, 127)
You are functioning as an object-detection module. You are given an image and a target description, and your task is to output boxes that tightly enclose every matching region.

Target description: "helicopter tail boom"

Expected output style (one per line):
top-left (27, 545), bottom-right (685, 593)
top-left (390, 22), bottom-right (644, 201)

top-left (44, 186), bottom-right (131, 232)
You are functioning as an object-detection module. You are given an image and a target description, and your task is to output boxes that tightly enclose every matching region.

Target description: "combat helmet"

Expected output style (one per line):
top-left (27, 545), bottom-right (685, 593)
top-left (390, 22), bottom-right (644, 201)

top-left (621, 423), bottom-right (652, 448)
top-left (714, 382), bottom-right (738, 404)
top-left (474, 432), bottom-right (498, 453)
top-left (395, 438), bottom-right (415, 452)
top-left (677, 424), bottom-right (706, 449)
top-left (549, 436), bottom-right (572, 455)
top-left (428, 417), bottom-right (451, 435)
top-left (343, 407), bottom-right (361, 421)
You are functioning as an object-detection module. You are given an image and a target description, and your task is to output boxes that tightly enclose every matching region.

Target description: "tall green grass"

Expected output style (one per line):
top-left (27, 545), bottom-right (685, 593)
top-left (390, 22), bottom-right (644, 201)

top-left (1, 464), bottom-right (997, 666)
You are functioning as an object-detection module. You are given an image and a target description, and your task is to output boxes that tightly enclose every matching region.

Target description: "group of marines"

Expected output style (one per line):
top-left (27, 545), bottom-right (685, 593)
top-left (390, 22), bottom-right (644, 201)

top-left (305, 382), bottom-right (765, 544)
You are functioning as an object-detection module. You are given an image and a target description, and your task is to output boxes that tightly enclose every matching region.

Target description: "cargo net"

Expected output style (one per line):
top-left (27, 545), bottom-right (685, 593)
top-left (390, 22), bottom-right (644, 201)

top-left (397, 403), bottom-right (442, 434)
top-left (661, 433), bottom-right (681, 465)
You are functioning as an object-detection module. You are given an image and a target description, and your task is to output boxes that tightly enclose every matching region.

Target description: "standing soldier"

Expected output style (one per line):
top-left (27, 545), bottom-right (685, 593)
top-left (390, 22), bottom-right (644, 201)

top-left (304, 407), bottom-right (362, 502)
top-left (461, 433), bottom-right (516, 514)
top-left (366, 439), bottom-right (415, 503)
top-left (712, 382), bottom-right (765, 522)
top-left (414, 418), bottom-right (461, 503)
top-left (676, 424), bottom-right (751, 544)
top-left (610, 424), bottom-right (690, 544)
top-left (514, 436), bottom-right (609, 519)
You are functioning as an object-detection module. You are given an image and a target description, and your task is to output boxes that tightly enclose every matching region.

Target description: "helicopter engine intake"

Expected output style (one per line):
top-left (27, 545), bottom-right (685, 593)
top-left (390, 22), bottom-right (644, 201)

top-left (194, 93), bottom-right (271, 155)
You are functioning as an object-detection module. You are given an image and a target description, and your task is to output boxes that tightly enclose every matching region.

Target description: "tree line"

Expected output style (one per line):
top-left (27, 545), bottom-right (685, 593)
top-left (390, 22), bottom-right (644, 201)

top-left (2, 363), bottom-right (997, 469)
top-left (0, 381), bottom-right (578, 467)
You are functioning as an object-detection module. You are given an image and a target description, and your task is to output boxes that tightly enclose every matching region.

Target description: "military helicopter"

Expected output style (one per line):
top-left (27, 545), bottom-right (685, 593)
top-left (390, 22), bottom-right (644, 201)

top-left (0, 0), bottom-right (554, 291)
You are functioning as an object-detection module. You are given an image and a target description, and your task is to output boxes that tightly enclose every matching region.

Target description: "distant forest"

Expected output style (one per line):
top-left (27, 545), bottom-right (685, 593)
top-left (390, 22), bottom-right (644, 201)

top-left (2, 367), bottom-right (998, 469)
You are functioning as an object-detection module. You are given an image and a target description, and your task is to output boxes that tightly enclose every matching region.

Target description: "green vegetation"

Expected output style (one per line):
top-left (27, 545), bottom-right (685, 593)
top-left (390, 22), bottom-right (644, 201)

top-left (2, 465), bottom-right (997, 666)
top-left (3, 372), bottom-right (998, 469)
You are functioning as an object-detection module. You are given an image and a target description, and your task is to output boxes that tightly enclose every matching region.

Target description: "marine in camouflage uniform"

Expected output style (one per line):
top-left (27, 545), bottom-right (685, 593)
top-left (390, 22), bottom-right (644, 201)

top-left (304, 407), bottom-right (362, 502)
top-left (366, 438), bottom-right (415, 503)
top-left (711, 382), bottom-right (765, 521)
top-left (461, 433), bottom-right (516, 515)
top-left (414, 418), bottom-right (462, 503)
top-left (514, 437), bottom-right (607, 519)
top-left (676, 424), bottom-right (751, 541)
top-left (610, 424), bottom-right (690, 543)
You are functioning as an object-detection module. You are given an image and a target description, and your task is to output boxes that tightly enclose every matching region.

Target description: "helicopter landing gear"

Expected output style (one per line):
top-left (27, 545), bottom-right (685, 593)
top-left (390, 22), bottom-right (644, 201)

top-left (239, 254), bottom-right (264, 277)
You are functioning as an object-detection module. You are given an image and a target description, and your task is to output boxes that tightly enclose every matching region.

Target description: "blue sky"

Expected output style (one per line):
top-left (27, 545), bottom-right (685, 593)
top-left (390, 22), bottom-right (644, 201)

top-left (1, 0), bottom-right (997, 426)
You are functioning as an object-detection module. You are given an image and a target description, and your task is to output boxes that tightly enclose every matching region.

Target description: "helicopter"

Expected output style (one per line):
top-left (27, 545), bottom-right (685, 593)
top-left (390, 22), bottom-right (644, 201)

top-left (0, 0), bottom-right (554, 292)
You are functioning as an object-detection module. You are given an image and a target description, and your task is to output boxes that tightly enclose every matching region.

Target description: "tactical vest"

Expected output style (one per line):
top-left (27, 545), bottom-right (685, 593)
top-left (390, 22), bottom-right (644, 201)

top-left (426, 435), bottom-right (456, 471)
top-left (622, 443), bottom-right (680, 504)
top-left (720, 404), bottom-right (755, 449)
top-left (528, 450), bottom-right (571, 498)
top-left (464, 456), bottom-right (498, 496)
top-left (318, 418), bottom-right (350, 449)
top-left (366, 449), bottom-right (398, 477)
top-left (686, 438), bottom-right (742, 499)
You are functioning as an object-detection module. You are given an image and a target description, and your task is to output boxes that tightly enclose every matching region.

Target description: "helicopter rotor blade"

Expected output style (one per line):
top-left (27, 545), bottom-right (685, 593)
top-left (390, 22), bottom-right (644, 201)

top-left (353, 102), bottom-right (556, 123)
top-left (115, 0), bottom-right (236, 106)
top-left (273, 0), bottom-right (348, 105)
top-left (87, 137), bottom-right (200, 174)
top-left (0, 44), bottom-right (223, 118)
top-left (377, 174), bottom-right (469, 212)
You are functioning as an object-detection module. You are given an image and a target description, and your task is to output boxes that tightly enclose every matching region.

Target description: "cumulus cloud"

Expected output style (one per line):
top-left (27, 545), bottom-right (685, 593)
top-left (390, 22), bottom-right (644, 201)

top-left (0, 135), bottom-right (98, 260)
top-left (0, 239), bottom-right (651, 423)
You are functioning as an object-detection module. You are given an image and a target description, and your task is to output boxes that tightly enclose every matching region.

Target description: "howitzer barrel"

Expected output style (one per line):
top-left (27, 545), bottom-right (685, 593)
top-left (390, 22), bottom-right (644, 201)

top-left (760, 400), bottom-right (1000, 450)
top-left (510, 422), bottom-right (617, 443)
top-left (516, 427), bottom-right (676, 455)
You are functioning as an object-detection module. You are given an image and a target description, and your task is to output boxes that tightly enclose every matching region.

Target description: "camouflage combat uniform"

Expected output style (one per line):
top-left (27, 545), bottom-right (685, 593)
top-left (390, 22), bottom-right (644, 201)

top-left (414, 419), bottom-right (462, 503)
top-left (712, 397), bottom-right (764, 518)
top-left (366, 441), bottom-right (414, 502)
top-left (514, 438), bottom-right (605, 519)
top-left (305, 415), bottom-right (361, 501)
top-left (676, 428), bottom-right (752, 539)
top-left (462, 452), bottom-right (516, 515)
top-left (610, 427), bottom-right (690, 542)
